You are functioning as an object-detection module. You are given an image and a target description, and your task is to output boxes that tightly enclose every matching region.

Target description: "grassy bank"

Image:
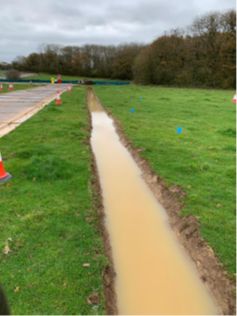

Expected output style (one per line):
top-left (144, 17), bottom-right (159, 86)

top-left (0, 84), bottom-right (36, 93)
top-left (26, 73), bottom-right (118, 82)
top-left (0, 86), bottom-right (108, 315)
top-left (94, 85), bottom-right (236, 277)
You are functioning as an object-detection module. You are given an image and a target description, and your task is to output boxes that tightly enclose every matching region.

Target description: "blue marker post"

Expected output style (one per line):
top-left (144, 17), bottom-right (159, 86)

top-left (177, 126), bottom-right (182, 134)
top-left (140, 97), bottom-right (143, 101)
top-left (117, 88), bottom-right (119, 91)
top-left (131, 109), bottom-right (135, 113)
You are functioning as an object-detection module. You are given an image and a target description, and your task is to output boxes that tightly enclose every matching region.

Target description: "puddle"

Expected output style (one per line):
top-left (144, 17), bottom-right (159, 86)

top-left (88, 88), bottom-right (217, 315)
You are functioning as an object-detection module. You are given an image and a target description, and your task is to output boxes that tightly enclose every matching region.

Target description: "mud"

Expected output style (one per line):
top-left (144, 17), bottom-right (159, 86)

top-left (86, 89), bottom-right (118, 315)
top-left (88, 120), bottom-right (118, 316)
top-left (87, 87), bottom-right (103, 112)
top-left (105, 111), bottom-right (236, 315)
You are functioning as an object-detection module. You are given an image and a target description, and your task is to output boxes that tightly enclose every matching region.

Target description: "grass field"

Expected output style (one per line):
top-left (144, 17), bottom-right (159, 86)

top-left (0, 87), bottom-right (108, 315)
top-left (25, 73), bottom-right (119, 82)
top-left (0, 84), bottom-right (36, 92)
top-left (94, 85), bottom-right (236, 277)
top-left (0, 82), bottom-right (235, 314)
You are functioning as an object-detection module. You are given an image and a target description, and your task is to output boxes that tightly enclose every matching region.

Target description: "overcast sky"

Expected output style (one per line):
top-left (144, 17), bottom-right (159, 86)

top-left (0, 0), bottom-right (235, 63)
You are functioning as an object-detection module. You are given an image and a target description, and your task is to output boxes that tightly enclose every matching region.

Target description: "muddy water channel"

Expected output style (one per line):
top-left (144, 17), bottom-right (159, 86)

top-left (88, 88), bottom-right (217, 315)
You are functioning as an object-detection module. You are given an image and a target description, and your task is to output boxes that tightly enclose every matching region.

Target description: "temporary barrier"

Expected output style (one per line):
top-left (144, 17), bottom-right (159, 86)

top-left (0, 79), bottom-right (52, 83)
top-left (232, 94), bottom-right (236, 103)
top-left (0, 152), bottom-right (12, 183)
top-left (0, 78), bottom-right (130, 85)
top-left (56, 90), bottom-right (62, 104)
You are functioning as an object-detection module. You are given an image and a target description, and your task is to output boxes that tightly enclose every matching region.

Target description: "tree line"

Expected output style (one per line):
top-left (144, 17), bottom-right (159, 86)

top-left (12, 10), bottom-right (236, 89)
top-left (12, 43), bottom-right (144, 80)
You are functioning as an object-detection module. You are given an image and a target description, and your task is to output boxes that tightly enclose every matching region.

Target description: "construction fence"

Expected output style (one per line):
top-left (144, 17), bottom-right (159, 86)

top-left (0, 79), bottom-right (130, 85)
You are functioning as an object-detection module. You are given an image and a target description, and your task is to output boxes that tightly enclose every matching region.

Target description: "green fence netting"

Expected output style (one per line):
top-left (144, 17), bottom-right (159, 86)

top-left (0, 79), bottom-right (130, 85)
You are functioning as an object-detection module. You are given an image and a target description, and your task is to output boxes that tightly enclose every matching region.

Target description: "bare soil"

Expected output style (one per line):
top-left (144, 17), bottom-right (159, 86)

top-left (20, 73), bottom-right (36, 78)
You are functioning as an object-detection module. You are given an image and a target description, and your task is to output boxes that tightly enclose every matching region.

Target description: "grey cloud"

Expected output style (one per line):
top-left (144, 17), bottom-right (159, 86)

top-left (0, 0), bottom-right (235, 62)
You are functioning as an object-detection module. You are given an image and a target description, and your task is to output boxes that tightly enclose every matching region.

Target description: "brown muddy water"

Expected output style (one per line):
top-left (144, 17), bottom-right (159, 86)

top-left (88, 88), bottom-right (217, 315)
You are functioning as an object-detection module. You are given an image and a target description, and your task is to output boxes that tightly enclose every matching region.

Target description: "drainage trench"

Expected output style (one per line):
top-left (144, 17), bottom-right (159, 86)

top-left (88, 88), bottom-right (217, 315)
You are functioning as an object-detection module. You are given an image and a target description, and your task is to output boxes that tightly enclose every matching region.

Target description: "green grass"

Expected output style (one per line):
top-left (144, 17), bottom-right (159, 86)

top-left (94, 84), bottom-right (236, 277)
top-left (0, 86), bottom-right (108, 315)
top-left (26, 73), bottom-right (118, 82)
top-left (25, 73), bottom-right (82, 81)
top-left (0, 84), bottom-right (36, 93)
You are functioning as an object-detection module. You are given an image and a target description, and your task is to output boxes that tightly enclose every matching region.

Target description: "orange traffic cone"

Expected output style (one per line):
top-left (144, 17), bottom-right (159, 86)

top-left (68, 84), bottom-right (72, 93)
top-left (0, 84), bottom-right (3, 91)
top-left (9, 83), bottom-right (14, 91)
top-left (0, 152), bottom-right (12, 183)
top-left (56, 90), bottom-right (62, 104)
top-left (232, 93), bottom-right (236, 103)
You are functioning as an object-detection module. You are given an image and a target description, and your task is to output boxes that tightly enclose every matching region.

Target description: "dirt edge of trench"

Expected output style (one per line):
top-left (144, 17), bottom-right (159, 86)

top-left (86, 90), bottom-right (236, 315)
top-left (85, 105), bottom-right (118, 315)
